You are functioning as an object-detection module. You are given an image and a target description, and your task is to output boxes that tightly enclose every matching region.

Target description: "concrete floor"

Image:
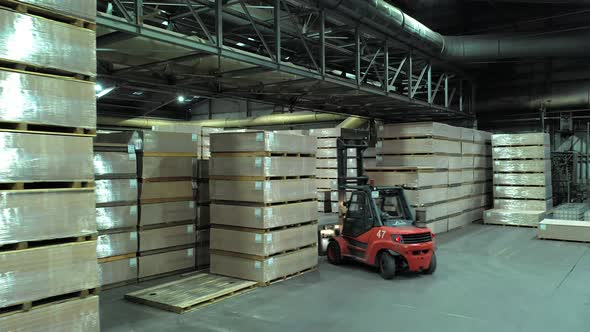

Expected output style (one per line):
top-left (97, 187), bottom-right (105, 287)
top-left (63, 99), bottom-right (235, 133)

top-left (100, 224), bottom-right (590, 332)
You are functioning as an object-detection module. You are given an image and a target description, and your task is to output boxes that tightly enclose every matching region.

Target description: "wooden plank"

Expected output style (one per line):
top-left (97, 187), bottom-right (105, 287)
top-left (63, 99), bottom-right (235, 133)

top-left (125, 273), bottom-right (257, 314)
top-left (141, 152), bottom-right (199, 158)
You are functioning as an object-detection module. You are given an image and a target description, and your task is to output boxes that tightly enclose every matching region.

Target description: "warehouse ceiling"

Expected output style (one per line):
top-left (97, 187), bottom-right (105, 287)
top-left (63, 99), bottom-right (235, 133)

top-left (95, 0), bottom-right (590, 127)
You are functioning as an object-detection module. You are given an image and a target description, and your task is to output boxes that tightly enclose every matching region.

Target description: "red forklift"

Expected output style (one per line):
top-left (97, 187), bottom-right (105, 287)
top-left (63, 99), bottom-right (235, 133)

top-left (323, 128), bottom-right (437, 279)
top-left (326, 185), bottom-right (437, 279)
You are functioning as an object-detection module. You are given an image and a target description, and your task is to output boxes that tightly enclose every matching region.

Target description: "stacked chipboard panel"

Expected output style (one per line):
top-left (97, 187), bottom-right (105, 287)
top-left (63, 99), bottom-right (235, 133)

top-left (151, 124), bottom-right (230, 268)
top-left (0, 1), bottom-right (99, 330)
top-left (373, 122), bottom-right (493, 233)
top-left (309, 128), bottom-right (360, 214)
top-left (484, 133), bottom-right (552, 227)
top-left (209, 131), bottom-right (319, 284)
top-left (538, 203), bottom-right (590, 242)
top-left (136, 131), bottom-right (198, 280)
top-left (94, 132), bottom-right (139, 289)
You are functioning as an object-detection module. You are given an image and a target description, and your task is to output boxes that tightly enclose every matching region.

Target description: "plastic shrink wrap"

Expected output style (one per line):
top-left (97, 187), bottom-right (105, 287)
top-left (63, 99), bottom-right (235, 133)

top-left (136, 131), bottom-right (199, 154)
top-left (96, 205), bottom-right (138, 231)
top-left (0, 241), bottom-right (99, 308)
top-left (377, 122), bottom-right (461, 140)
top-left (210, 157), bottom-right (315, 177)
top-left (99, 258), bottom-right (137, 286)
top-left (139, 181), bottom-right (194, 201)
top-left (210, 131), bottom-right (316, 154)
top-left (95, 179), bottom-right (138, 205)
top-left (94, 151), bottom-right (136, 178)
top-left (484, 209), bottom-right (545, 226)
top-left (138, 248), bottom-right (195, 278)
top-left (0, 70), bottom-right (95, 129)
top-left (491, 133), bottom-right (550, 146)
top-left (0, 189), bottom-right (95, 245)
top-left (0, 10), bottom-right (96, 76)
top-left (96, 232), bottom-right (137, 258)
top-left (210, 246), bottom-right (317, 283)
top-left (0, 296), bottom-right (100, 332)
top-left (139, 201), bottom-right (196, 226)
top-left (139, 156), bottom-right (194, 178)
top-left (0, 132), bottom-right (93, 182)
top-left (18, 0), bottom-right (97, 21)
top-left (211, 201), bottom-right (317, 230)
top-left (139, 224), bottom-right (195, 252)
top-left (209, 178), bottom-right (316, 203)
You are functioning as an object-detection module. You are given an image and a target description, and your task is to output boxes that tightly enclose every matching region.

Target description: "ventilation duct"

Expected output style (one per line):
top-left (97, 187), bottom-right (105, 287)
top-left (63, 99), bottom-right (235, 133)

top-left (319, 0), bottom-right (590, 61)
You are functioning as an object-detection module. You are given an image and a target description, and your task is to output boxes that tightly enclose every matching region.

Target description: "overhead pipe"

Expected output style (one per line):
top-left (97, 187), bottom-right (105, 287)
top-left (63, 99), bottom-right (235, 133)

top-left (477, 80), bottom-right (590, 113)
top-left (97, 112), bottom-right (346, 129)
top-left (318, 0), bottom-right (590, 61)
top-left (337, 116), bottom-right (368, 129)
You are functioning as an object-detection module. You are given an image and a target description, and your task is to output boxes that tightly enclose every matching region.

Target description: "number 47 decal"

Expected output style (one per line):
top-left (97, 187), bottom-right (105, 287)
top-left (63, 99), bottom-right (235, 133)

top-left (376, 230), bottom-right (386, 239)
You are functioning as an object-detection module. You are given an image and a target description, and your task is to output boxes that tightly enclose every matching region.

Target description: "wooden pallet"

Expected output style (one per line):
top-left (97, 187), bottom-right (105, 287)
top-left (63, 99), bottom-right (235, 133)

top-left (0, 181), bottom-right (94, 191)
top-left (483, 222), bottom-right (538, 228)
top-left (125, 273), bottom-right (257, 314)
top-left (211, 151), bottom-right (314, 157)
top-left (138, 219), bottom-right (195, 231)
top-left (210, 243), bottom-right (317, 261)
top-left (380, 136), bottom-right (461, 142)
top-left (210, 198), bottom-right (317, 207)
top-left (0, 60), bottom-right (93, 82)
top-left (139, 177), bottom-right (194, 183)
top-left (259, 266), bottom-right (317, 287)
top-left (0, 0), bottom-right (95, 29)
top-left (210, 220), bottom-right (318, 234)
top-left (141, 152), bottom-right (199, 158)
top-left (97, 252), bottom-right (137, 264)
top-left (138, 244), bottom-right (196, 257)
top-left (0, 233), bottom-right (97, 252)
top-left (209, 175), bottom-right (315, 181)
top-left (0, 121), bottom-right (95, 136)
top-left (0, 287), bottom-right (99, 318)
top-left (140, 197), bottom-right (196, 205)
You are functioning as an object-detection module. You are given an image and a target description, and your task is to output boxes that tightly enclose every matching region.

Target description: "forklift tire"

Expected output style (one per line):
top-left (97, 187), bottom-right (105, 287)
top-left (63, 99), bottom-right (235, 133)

top-left (423, 252), bottom-right (437, 275)
top-left (379, 252), bottom-right (396, 280)
top-left (327, 241), bottom-right (343, 265)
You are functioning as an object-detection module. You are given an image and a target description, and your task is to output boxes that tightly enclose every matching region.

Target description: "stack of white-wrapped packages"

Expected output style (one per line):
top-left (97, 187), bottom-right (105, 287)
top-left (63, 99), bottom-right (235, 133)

top-left (484, 133), bottom-right (552, 227)
top-left (309, 128), bottom-right (359, 214)
top-left (368, 122), bottom-right (493, 234)
top-left (209, 131), bottom-right (319, 284)
top-left (135, 131), bottom-right (199, 281)
top-left (94, 132), bottom-right (139, 289)
top-left (0, 1), bottom-right (99, 330)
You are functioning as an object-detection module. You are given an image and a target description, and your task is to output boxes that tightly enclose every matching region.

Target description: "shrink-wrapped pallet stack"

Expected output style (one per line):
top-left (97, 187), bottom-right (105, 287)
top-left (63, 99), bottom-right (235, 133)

top-left (309, 128), bottom-right (359, 213)
top-left (371, 122), bottom-right (493, 233)
top-left (151, 125), bottom-right (230, 269)
top-left (484, 133), bottom-right (552, 227)
top-left (94, 132), bottom-right (139, 288)
top-left (209, 131), bottom-right (319, 284)
top-left (0, 1), bottom-right (99, 330)
top-left (136, 131), bottom-right (199, 280)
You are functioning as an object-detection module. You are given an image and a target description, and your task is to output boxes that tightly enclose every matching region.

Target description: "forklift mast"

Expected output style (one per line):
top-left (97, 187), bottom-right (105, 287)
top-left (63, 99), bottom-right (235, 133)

top-left (336, 129), bottom-right (370, 217)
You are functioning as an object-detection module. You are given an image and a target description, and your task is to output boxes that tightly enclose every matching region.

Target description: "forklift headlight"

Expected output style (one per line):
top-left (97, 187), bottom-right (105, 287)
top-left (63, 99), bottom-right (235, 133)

top-left (391, 234), bottom-right (402, 243)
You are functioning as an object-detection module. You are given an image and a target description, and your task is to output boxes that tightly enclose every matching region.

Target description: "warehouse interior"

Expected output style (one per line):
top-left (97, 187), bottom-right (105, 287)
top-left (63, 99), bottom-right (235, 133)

top-left (1, 0), bottom-right (590, 331)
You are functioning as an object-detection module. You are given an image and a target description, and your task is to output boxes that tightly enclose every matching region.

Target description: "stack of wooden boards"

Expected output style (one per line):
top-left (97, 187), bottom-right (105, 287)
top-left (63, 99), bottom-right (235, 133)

top-left (538, 203), bottom-right (590, 242)
top-left (367, 122), bottom-right (493, 234)
top-left (0, 0), bottom-right (99, 330)
top-left (209, 131), bottom-right (319, 284)
top-left (309, 127), bottom-right (363, 214)
top-left (484, 133), bottom-right (552, 227)
top-left (94, 133), bottom-right (139, 289)
top-left (135, 131), bottom-right (199, 280)
top-left (152, 124), bottom-right (234, 268)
